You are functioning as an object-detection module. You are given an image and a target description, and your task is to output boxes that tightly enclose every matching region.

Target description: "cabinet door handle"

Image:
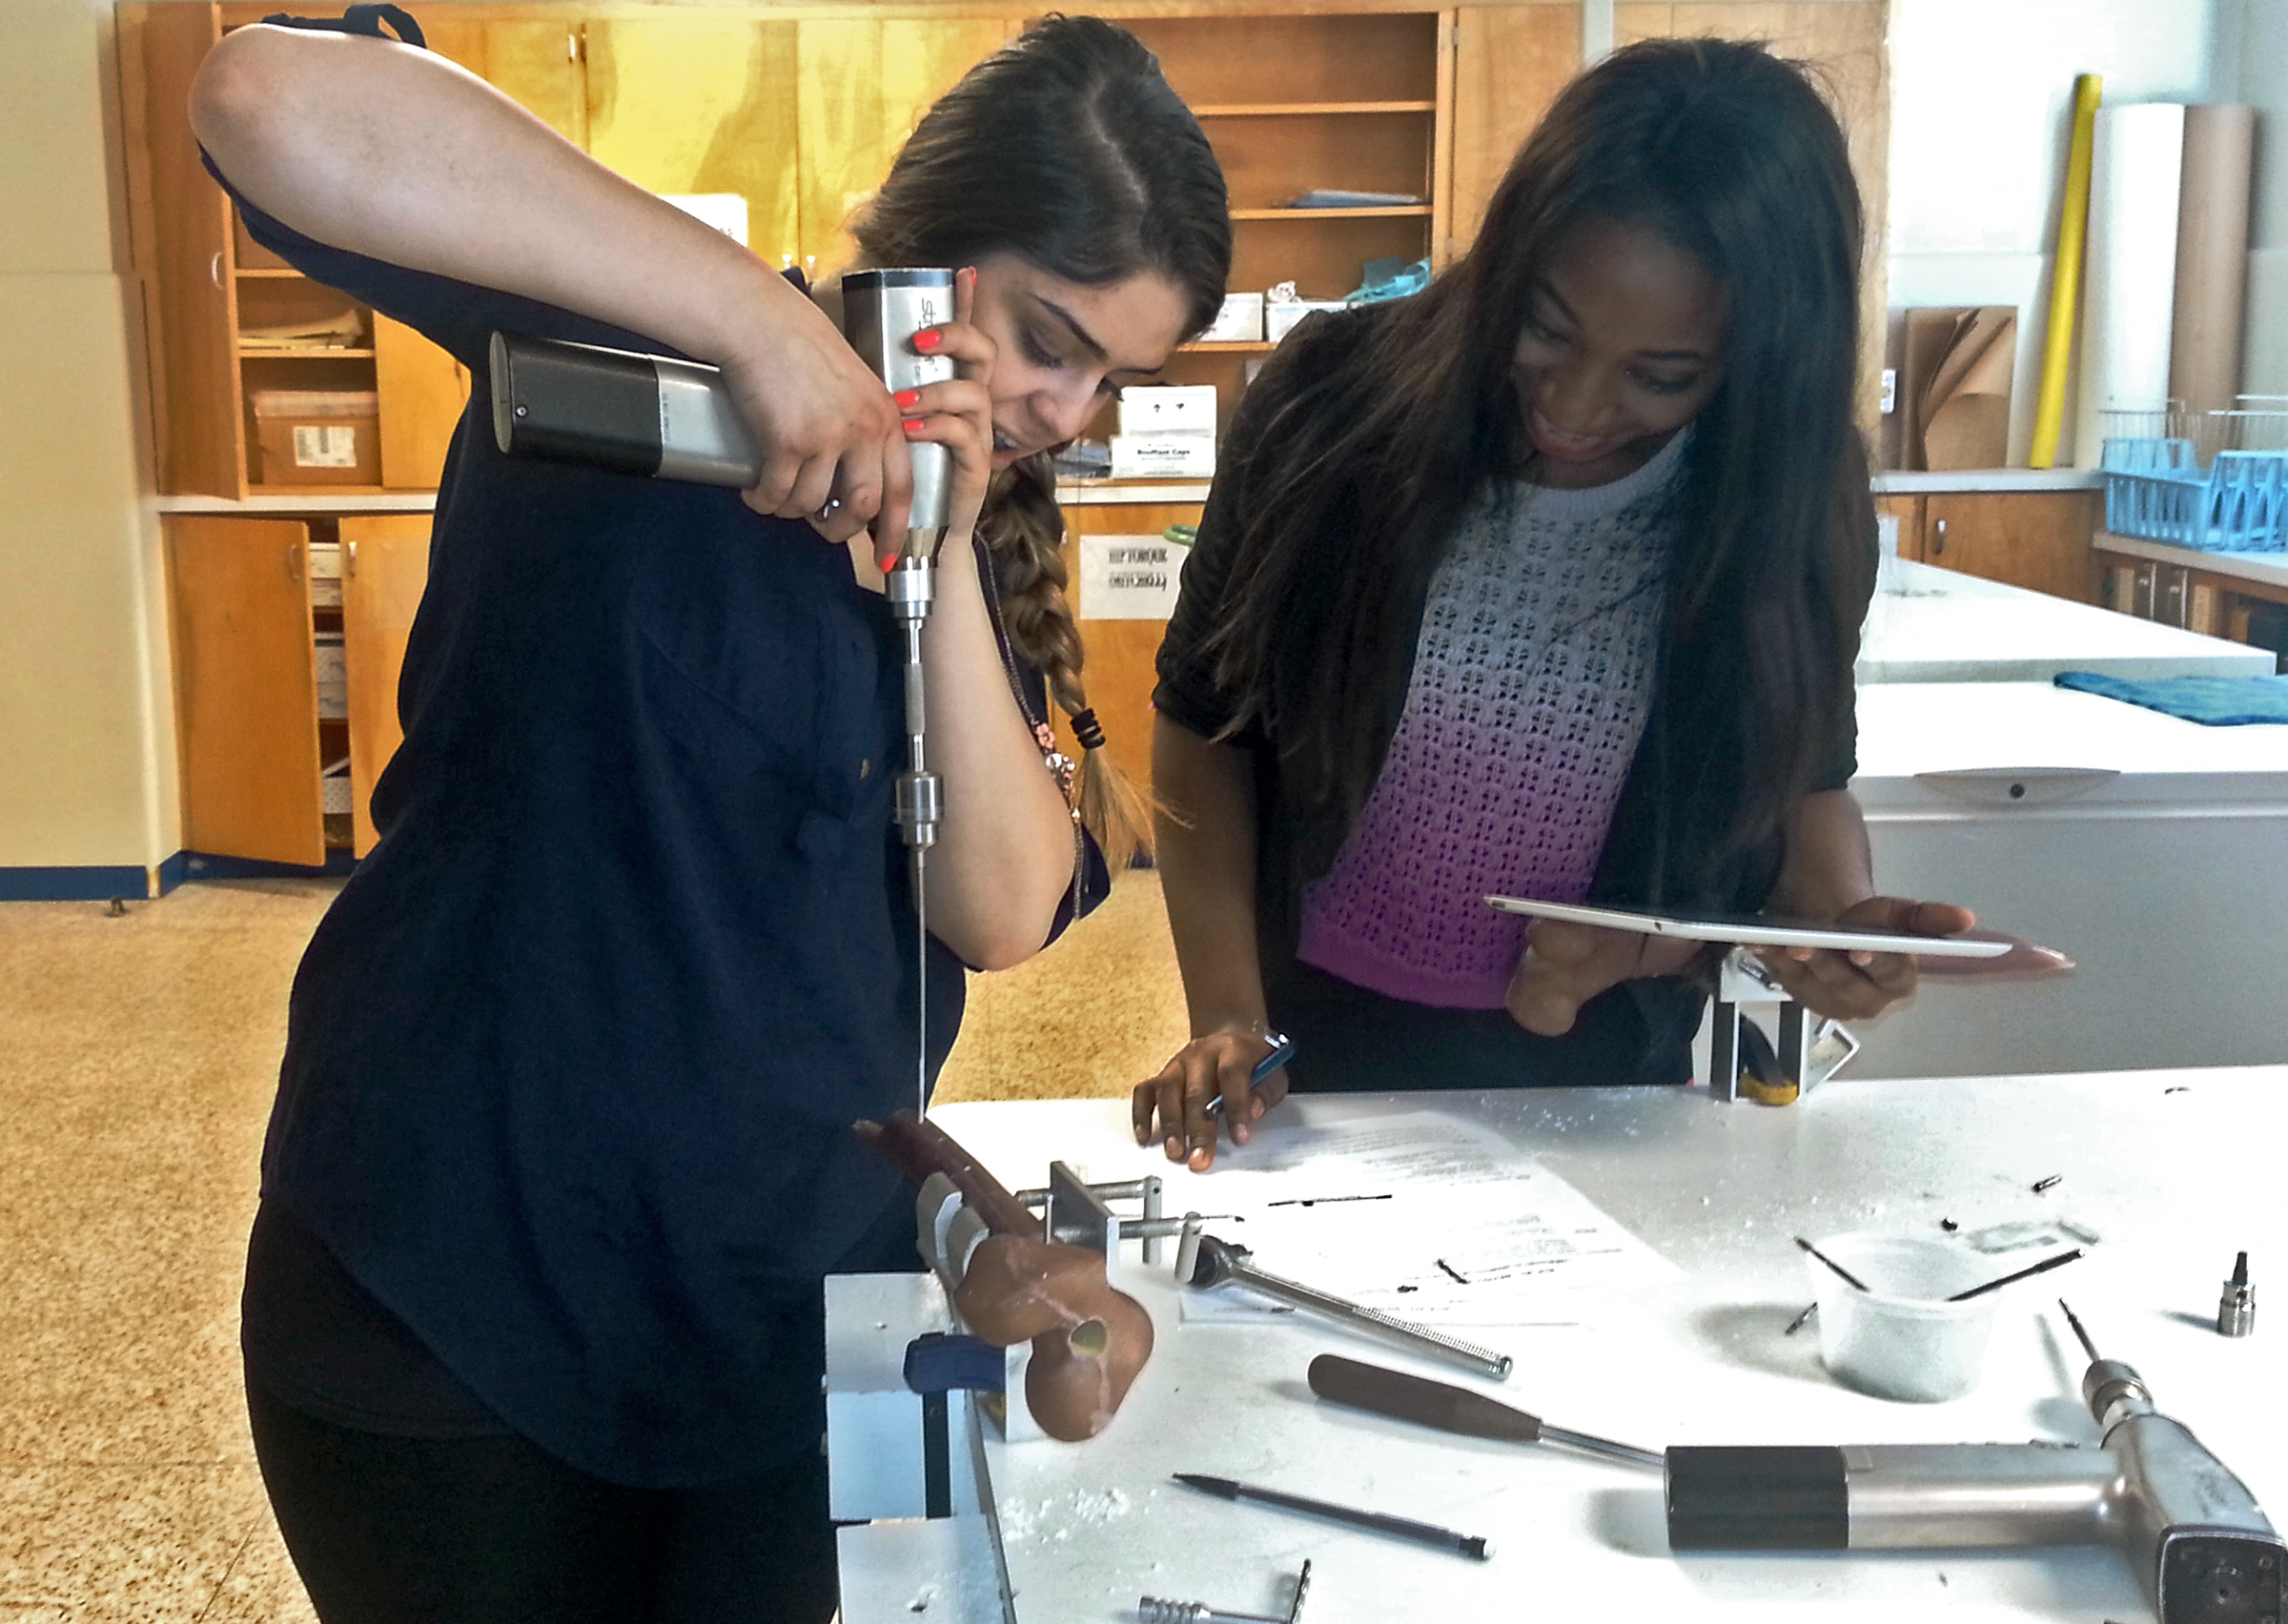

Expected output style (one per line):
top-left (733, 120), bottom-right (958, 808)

top-left (344, 539), bottom-right (358, 578)
top-left (211, 252), bottom-right (224, 291)
top-left (285, 543), bottom-right (303, 582)
top-left (1932, 518), bottom-right (1947, 556)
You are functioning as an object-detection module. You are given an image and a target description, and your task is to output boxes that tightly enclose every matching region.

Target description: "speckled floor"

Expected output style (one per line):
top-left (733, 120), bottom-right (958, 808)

top-left (0, 870), bottom-right (1186, 1622)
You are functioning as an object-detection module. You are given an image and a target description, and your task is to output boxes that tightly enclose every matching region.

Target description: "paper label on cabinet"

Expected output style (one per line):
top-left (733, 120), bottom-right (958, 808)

top-left (1079, 536), bottom-right (1189, 620)
top-left (293, 424), bottom-right (358, 468)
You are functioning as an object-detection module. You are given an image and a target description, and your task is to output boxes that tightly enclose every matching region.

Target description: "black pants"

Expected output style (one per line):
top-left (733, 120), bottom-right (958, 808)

top-left (245, 1374), bottom-right (838, 1624)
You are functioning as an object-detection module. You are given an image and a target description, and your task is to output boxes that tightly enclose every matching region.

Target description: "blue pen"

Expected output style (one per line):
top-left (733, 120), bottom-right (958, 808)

top-left (1205, 1029), bottom-right (1295, 1118)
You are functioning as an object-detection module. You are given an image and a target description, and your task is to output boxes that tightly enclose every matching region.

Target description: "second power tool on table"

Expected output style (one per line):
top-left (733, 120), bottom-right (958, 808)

top-left (1668, 1302), bottom-right (2280, 1624)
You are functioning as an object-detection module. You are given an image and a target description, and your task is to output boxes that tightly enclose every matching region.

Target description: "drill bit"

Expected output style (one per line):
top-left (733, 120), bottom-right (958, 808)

top-left (888, 568), bottom-right (939, 1122)
top-left (2059, 1297), bottom-right (2101, 1361)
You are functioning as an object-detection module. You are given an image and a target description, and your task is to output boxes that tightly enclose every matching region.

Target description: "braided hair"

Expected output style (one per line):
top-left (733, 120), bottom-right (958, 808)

top-left (848, 15), bottom-right (1232, 867)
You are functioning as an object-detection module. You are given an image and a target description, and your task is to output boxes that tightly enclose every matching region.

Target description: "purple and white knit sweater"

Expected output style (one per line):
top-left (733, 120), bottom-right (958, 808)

top-left (1295, 431), bottom-right (1686, 1008)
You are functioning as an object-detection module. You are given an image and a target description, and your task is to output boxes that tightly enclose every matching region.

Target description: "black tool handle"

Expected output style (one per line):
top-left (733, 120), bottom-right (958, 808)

top-left (1307, 1353), bottom-right (1540, 1443)
top-left (1665, 1446), bottom-right (1849, 1551)
top-left (489, 332), bottom-right (665, 476)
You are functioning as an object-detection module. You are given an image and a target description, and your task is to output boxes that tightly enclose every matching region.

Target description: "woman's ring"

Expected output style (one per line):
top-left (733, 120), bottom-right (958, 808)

top-left (817, 497), bottom-right (843, 521)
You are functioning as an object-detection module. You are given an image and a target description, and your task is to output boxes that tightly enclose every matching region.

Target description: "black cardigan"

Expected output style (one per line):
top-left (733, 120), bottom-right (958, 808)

top-left (1154, 304), bottom-right (1857, 1089)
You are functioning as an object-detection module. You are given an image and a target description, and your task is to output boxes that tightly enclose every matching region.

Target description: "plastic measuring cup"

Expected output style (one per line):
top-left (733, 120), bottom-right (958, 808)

top-left (1808, 1231), bottom-right (2001, 1403)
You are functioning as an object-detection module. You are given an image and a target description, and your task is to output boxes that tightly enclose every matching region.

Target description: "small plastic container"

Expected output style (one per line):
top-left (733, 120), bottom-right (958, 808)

top-left (1808, 1231), bottom-right (1999, 1404)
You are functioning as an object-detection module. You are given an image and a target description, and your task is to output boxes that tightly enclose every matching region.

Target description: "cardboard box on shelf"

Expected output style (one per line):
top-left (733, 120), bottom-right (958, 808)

top-left (1109, 434), bottom-right (1216, 479)
top-left (1199, 293), bottom-right (1265, 343)
top-left (251, 389), bottom-right (380, 486)
top-left (1267, 299), bottom-right (1347, 342)
top-left (1116, 385), bottom-right (1218, 436)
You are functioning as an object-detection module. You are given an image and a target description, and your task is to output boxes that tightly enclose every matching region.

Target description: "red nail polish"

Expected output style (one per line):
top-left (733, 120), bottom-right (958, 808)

top-left (913, 329), bottom-right (943, 353)
top-left (902, 418), bottom-right (927, 435)
top-left (894, 389), bottom-right (921, 408)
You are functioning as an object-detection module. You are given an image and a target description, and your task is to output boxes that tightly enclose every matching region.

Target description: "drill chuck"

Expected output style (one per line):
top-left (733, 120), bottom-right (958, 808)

top-left (2084, 1357), bottom-right (2156, 1429)
top-left (896, 770), bottom-right (942, 850)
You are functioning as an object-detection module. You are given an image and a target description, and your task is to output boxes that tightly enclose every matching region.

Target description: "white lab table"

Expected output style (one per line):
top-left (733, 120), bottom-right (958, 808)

top-left (1847, 680), bottom-right (2288, 1076)
top-left (1856, 558), bottom-right (2273, 682)
top-left (832, 1073), bottom-right (2286, 1623)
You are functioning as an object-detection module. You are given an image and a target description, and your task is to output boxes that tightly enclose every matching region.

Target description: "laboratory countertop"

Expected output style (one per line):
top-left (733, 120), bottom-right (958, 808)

top-left (1857, 558), bottom-right (2273, 682)
top-left (1869, 469), bottom-right (2106, 495)
top-left (837, 1070), bottom-right (2287, 1623)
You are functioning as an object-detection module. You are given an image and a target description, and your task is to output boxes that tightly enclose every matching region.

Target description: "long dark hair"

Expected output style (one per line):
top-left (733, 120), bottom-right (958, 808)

top-left (850, 16), bottom-right (1232, 866)
top-left (1204, 36), bottom-right (1874, 902)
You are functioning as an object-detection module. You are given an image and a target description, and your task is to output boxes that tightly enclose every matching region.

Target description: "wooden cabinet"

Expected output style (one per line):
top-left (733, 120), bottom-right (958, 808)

top-left (1107, 10), bottom-right (1455, 436)
top-left (2095, 533), bottom-right (2288, 652)
top-left (789, 16), bottom-right (1021, 270)
top-left (167, 516), bottom-right (329, 863)
top-left (1449, 7), bottom-right (1581, 256)
top-left (166, 515), bottom-right (429, 863)
top-left (122, 4), bottom-right (1018, 498)
top-left (1054, 500), bottom-right (1208, 797)
top-left (338, 518), bottom-right (435, 854)
top-left (1616, 2), bottom-right (1892, 428)
top-left (1889, 492), bottom-right (2103, 604)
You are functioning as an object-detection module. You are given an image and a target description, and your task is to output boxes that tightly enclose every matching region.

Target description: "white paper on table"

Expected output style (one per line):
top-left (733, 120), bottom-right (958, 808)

top-left (1172, 1111), bottom-right (1682, 1328)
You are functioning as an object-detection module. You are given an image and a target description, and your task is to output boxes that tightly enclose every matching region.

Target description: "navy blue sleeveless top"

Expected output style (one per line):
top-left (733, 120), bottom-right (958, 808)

top-left (215, 164), bottom-right (1101, 1488)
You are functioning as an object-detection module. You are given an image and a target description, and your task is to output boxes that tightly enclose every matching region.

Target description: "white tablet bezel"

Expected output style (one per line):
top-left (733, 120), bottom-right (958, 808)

top-left (1483, 895), bottom-right (2012, 959)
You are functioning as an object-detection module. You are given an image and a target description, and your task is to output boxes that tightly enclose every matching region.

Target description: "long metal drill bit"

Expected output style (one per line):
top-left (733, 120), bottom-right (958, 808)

top-left (912, 844), bottom-right (927, 1120)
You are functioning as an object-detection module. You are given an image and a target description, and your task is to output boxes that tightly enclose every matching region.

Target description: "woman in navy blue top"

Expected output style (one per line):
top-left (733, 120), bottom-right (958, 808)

top-left (191, 10), bottom-right (1229, 1619)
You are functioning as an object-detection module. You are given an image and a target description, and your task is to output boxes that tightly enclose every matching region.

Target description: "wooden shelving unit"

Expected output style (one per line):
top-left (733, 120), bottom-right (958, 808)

top-left (1108, 9), bottom-right (1450, 441)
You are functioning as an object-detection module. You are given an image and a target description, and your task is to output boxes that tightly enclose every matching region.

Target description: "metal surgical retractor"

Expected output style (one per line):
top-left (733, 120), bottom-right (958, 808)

top-left (1140, 1559), bottom-right (1311, 1624)
top-left (1174, 1213), bottom-right (1515, 1381)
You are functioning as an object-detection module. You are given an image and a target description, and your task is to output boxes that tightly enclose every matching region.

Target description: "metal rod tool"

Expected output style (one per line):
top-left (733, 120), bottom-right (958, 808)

top-left (1174, 1215), bottom-right (1513, 1381)
top-left (1306, 1353), bottom-right (1665, 1471)
top-left (1175, 1472), bottom-right (1494, 1560)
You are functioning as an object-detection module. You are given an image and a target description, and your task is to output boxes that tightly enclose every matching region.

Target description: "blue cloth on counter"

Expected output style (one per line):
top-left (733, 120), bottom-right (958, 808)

top-left (2053, 670), bottom-right (2288, 725)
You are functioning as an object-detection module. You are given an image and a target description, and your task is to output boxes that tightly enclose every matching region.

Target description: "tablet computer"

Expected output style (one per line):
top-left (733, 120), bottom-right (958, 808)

top-left (1482, 896), bottom-right (2012, 959)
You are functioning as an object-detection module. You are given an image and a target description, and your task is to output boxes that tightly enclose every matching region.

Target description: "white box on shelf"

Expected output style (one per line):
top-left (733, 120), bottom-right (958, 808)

top-left (315, 631), bottom-right (348, 721)
top-left (1116, 385), bottom-right (1217, 436)
top-left (1267, 299), bottom-right (1346, 342)
top-left (1199, 293), bottom-right (1264, 343)
top-left (1109, 433), bottom-right (1216, 479)
top-left (307, 540), bottom-right (343, 608)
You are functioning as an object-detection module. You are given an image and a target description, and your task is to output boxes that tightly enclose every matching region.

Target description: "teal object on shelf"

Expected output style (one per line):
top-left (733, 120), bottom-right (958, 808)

top-left (2101, 437), bottom-right (2287, 553)
top-left (1344, 255), bottom-right (1431, 306)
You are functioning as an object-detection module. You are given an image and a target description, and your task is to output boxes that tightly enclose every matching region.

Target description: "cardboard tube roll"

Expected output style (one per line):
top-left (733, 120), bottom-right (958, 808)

top-left (2170, 105), bottom-right (2257, 432)
top-left (2073, 103), bottom-right (2186, 471)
